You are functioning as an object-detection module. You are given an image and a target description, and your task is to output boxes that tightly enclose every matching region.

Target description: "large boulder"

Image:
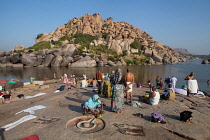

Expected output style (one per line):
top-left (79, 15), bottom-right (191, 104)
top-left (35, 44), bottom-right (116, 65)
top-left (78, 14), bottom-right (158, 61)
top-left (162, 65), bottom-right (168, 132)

top-left (10, 53), bottom-right (21, 64)
top-left (162, 57), bottom-right (171, 64)
top-left (51, 56), bottom-right (63, 67)
top-left (107, 61), bottom-right (117, 66)
top-left (42, 54), bottom-right (55, 67)
top-left (116, 61), bottom-right (123, 66)
top-left (14, 45), bottom-right (25, 52)
top-left (73, 55), bottom-right (83, 62)
top-left (61, 44), bottom-right (77, 57)
top-left (201, 59), bottom-right (209, 64)
top-left (0, 51), bottom-right (6, 57)
top-left (37, 55), bottom-right (44, 65)
top-left (0, 56), bottom-right (10, 64)
top-left (144, 48), bottom-right (152, 57)
top-left (49, 49), bottom-right (62, 57)
top-left (70, 56), bottom-right (96, 67)
top-left (61, 56), bottom-right (73, 67)
top-left (152, 51), bottom-right (162, 63)
top-left (21, 54), bottom-right (38, 66)
top-left (38, 49), bottom-right (47, 56)
top-left (109, 40), bottom-right (122, 55)
top-left (120, 59), bottom-right (127, 66)
top-left (97, 61), bottom-right (104, 67)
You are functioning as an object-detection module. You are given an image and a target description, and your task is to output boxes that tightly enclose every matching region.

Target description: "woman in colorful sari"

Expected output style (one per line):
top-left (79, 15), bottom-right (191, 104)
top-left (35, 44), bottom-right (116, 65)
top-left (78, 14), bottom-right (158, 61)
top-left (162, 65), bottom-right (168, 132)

top-left (111, 69), bottom-right (126, 113)
top-left (103, 73), bottom-right (112, 97)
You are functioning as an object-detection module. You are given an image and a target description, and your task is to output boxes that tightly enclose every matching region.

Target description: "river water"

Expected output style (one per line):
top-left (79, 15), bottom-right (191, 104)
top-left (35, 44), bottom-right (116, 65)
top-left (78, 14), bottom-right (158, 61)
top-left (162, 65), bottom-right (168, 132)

top-left (0, 60), bottom-right (209, 92)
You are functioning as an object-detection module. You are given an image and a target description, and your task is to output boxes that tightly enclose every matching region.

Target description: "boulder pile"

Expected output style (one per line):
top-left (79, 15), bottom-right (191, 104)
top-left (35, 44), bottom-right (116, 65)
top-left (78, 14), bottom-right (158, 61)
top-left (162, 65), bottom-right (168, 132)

top-left (0, 13), bottom-right (187, 67)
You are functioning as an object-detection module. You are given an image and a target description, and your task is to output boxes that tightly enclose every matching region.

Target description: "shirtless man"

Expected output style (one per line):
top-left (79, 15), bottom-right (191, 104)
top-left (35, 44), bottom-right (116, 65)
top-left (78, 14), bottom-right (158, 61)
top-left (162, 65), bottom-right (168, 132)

top-left (184, 72), bottom-right (194, 81)
top-left (184, 72), bottom-right (194, 97)
top-left (124, 68), bottom-right (134, 103)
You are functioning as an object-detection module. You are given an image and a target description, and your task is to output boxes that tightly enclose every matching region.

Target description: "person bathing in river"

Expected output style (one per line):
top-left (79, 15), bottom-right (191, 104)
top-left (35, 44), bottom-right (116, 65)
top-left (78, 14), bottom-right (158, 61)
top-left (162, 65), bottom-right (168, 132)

top-left (124, 68), bottom-right (134, 104)
top-left (82, 94), bottom-right (104, 117)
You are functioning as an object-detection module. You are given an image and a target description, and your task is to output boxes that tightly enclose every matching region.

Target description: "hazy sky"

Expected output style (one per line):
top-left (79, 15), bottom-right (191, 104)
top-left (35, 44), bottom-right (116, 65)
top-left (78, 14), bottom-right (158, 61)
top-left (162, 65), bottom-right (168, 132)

top-left (0, 0), bottom-right (210, 55)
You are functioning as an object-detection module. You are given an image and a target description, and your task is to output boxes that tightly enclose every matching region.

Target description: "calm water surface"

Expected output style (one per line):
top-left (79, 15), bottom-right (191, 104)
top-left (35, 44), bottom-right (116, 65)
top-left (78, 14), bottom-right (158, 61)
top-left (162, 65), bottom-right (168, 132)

top-left (0, 60), bottom-right (209, 92)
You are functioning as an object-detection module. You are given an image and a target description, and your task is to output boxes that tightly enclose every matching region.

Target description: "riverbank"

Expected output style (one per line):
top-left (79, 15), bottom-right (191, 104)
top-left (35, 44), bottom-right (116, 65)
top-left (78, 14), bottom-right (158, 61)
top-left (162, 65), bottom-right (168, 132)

top-left (0, 80), bottom-right (210, 140)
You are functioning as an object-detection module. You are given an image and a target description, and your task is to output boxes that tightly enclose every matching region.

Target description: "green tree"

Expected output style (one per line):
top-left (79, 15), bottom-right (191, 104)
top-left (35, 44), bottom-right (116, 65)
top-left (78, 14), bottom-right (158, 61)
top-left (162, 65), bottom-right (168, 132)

top-left (130, 40), bottom-right (142, 49)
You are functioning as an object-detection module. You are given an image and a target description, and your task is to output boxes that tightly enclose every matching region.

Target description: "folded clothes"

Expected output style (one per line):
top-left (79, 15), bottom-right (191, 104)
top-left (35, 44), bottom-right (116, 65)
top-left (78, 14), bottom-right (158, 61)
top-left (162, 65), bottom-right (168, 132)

top-left (17, 94), bottom-right (24, 98)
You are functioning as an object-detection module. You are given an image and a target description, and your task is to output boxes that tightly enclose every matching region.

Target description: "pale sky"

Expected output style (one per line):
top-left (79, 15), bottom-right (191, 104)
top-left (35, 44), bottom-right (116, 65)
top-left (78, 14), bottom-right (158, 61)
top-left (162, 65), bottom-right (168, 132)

top-left (0, 0), bottom-right (210, 55)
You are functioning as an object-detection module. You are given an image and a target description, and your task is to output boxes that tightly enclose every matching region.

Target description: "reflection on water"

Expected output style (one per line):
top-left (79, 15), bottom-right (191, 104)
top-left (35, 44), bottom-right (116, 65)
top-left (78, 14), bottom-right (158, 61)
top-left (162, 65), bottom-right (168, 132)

top-left (0, 60), bottom-right (209, 92)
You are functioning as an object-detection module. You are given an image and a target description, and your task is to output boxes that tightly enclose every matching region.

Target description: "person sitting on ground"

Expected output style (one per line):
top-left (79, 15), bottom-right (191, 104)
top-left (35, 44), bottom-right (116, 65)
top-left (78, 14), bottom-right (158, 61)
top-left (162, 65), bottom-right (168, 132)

top-left (89, 78), bottom-right (97, 87)
top-left (80, 78), bottom-right (88, 88)
top-left (82, 94), bottom-right (104, 117)
top-left (2, 91), bottom-right (12, 104)
top-left (159, 78), bottom-right (164, 89)
top-left (139, 86), bottom-right (160, 105)
top-left (182, 84), bottom-right (187, 90)
top-left (161, 84), bottom-right (176, 101)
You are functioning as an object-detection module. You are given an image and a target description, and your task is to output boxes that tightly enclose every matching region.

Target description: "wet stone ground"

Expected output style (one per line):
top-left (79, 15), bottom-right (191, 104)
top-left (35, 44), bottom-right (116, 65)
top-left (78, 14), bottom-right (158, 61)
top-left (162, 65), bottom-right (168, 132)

top-left (0, 80), bottom-right (210, 140)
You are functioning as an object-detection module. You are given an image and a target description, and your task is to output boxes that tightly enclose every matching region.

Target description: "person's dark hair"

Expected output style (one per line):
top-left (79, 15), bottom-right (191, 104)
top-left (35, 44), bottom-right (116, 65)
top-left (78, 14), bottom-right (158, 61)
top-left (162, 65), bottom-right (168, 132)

top-left (152, 86), bottom-right (156, 91)
top-left (168, 84), bottom-right (172, 88)
top-left (190, 72), bottom-right (194, 76)
top-left (127, 68), bottom-right (130, 73)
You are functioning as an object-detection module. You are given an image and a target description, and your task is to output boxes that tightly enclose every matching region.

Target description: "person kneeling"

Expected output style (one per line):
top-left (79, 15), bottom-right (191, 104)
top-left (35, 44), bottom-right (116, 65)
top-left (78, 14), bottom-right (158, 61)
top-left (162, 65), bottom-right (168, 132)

top-left (139, 86), bottom-right (160, 105)
top-left (82, 94), bottom-right (104, 117)
top-left (161, 84), bottom-right (176, 101)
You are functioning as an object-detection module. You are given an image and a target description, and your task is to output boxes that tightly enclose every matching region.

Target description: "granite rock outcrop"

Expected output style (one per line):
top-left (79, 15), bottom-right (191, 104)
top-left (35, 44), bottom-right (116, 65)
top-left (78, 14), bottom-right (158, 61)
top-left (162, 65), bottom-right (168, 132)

top-left (0, 13), bottom-right (187, 67)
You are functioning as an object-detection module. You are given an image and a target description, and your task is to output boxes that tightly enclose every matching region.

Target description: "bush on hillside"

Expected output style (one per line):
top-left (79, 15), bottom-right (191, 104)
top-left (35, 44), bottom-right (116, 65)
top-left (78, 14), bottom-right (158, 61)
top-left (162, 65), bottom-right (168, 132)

top-left (36, 33), bottom-right (43, 39)
top-left (124, 59), bottom-right (134, 65)
top-left (53, 41), bottom-right (63, 47)
top-left (27, 41), bottom-right (51, 51)
top-left (73, 33), bottom-right (98, 48)
top-left (102, 33), bottom-right (110, 39)
top-left (59, 35), bottom-right (72, 42)
top-left (130, 40), bottom-right (142, 49)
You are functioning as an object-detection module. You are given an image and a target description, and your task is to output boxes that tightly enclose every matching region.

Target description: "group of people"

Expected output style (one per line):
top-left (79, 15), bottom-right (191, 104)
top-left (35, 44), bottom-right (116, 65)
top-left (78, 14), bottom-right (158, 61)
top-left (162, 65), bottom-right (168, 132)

top-left (156, 76), bottom-right (178, 90)
top-left (83, 68), bottom-right (135, 115)
top-left (82, 70), bottom-right (199, 116)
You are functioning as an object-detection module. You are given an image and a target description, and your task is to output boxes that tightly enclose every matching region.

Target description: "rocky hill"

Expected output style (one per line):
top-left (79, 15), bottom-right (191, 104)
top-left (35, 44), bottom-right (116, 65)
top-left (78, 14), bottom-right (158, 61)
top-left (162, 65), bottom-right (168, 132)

top-left (0, 13), bottom-right (187, 67)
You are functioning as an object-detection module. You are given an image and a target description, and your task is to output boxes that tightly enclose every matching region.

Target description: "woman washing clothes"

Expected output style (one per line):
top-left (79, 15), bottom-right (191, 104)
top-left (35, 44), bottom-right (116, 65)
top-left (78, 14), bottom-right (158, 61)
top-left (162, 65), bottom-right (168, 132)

top-left (82, 95), bottom-right (104, 117)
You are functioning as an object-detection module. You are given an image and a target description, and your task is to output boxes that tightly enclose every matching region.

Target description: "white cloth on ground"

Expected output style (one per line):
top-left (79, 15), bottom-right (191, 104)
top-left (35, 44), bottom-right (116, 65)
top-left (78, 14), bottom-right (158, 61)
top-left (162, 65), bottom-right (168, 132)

top-left (1, 115), bottom-right (37, 131)
top-left (54, 90), bottom-right (60, 93)
top-left (175, 88), bottom-right (205, 96)
top-left (15, 105), bottom-right (46, 115)
top-left (25, 93), bottom-right (46, 99)
top-left (187, 80), bottom-right (198, 93)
